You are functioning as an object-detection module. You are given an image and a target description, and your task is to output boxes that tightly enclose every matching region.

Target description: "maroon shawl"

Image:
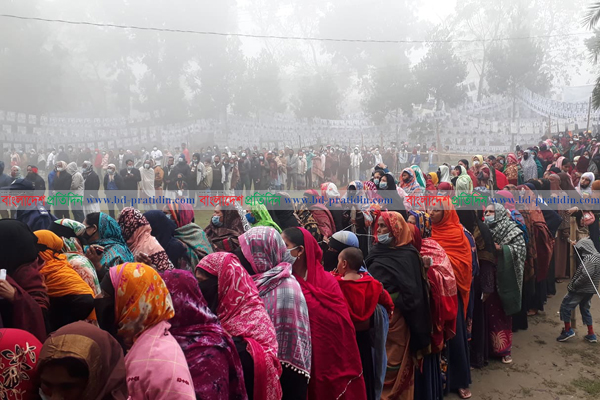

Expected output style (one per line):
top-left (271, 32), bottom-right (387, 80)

top-left (162, 270), bottom-right (247, 400)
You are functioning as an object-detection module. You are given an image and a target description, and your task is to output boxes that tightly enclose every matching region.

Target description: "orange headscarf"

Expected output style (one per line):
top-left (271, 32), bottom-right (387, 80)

top-left (430, 203), bottom-right (472, 316)
top-left (34, 230), bottom-right (96, 319)
top-left (109, 263), bottom-right (175, 349)
top-left (374, 211), bottom-right (413, 248)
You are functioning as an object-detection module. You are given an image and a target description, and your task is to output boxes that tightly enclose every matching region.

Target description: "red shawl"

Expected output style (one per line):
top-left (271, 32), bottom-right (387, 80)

top-left (430, 203), bottom-right (472, 316)
top-left (422, 238), bottom-right (458, 352)
top-left (293, 228), bottom-right (366, 400)
top-left (198, 253), bottom-right (281, 400)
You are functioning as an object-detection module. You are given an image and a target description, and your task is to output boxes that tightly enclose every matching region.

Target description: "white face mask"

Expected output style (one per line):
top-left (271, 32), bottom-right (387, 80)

top-left (153, 147), bottom-right (157, 151)
top-left (484, 215), bottom-right (495, 224)
top-left (178, 158), bottom-right (184, 163)
top-left (144, 164), bottom-right (150, 169)
top-left (473, 161), bottom-right (480, 166)
top-left (56, 167), bottom-right (63, 172)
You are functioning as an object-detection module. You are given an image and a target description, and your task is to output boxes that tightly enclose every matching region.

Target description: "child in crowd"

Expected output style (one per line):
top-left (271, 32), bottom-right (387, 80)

top-left (557, 238), bottom-right (600, 343)
top-left (334, 247), bottom-right (394, 400)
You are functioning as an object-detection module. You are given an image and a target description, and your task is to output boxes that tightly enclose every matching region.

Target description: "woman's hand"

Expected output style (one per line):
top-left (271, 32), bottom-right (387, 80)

top-left (567, 206), bottom-right (579, 215)
top-left (495, 243), bottom-right (501, 251)
top-left (0, 280), bottom-right (16, 302)
top-left (85, 246), bottom-right (103, 272)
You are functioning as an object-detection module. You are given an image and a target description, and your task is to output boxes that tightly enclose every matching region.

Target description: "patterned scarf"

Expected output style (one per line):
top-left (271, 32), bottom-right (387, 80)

top-left (96, 213), bottom-right (134, 269)
top-left (162, 270), bottom-right (246, 400)
top-left (109, 263), bottom-right (175, 350)
top-left (239, 227), bottom-right (311, 378)
top-left (250, 203), bottom-right (281, 232)
top-left (117, 207), bottom-right (173, 272)
top-left (198, 253), bottom-right (282, 400)
top-left (400, 167), bottom-right (422, 196)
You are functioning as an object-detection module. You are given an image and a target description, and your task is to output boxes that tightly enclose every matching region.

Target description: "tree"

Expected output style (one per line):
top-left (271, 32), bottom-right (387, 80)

top-left (486, 24), bottom-right (552, 98)
top-left (232, 50), bottom-right (285, 117)
top-left (413, 39), bottom-right (468, 110)
top-left (362, 61), bottom-right (415, 124)
top-left (292, 72), bottom-right (341, 119)
top-left (584, 2), bottom-right (600, 109)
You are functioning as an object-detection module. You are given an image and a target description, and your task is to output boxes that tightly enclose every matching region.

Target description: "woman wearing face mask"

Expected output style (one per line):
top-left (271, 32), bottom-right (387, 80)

top-left (103, 164), bottom-right (124, 219)
top-left (34, 230), bottom-right (96, 331)
top-left (82, 212), bottom-right (135, 281)
top-left (455, 165), bottom-right (474, 197)
top-left (429, 202), bottom-right (473, 399)
top-left (161, 269), bottom-right (247, 400)
top-left (204, 205), bottom-right (247, 252)
top-left (197, 253), bottom-right (282, 400)
top-left (365, 211), bottom-right (431, 400)
top-left (377, 173), bottom-right (408, 218)
top-left (138, 159), bottom-right (155, 211)
top-left (247, 203), bottom-right (282, 232)
top-left (38, 321), bottom-right (129, 400)
top-left (281, 227), bottom-right (366, 400)
top-left (96, 263), bottom-right (196, 399)
top-left (482, 203), bottom-right (526, 362)
top-left (52, 161), bottom-right (73, 219)
top-left (235, 227), bottom-right (311, 400)
top-left (162, 203), bottom-right (213, 264)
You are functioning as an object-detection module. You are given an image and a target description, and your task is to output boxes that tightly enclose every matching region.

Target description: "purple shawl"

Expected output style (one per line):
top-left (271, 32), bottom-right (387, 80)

top-left (239, 226), bottom-right (312, 378)
top-left (162, 270), bottom-right (247, 400)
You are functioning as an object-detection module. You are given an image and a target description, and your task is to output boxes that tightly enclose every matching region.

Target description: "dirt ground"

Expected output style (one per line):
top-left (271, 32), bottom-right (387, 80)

top-left (449, 283), bottom-right (600, 400)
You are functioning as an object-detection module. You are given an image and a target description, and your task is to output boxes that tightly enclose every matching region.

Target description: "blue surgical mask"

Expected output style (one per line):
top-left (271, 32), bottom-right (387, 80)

top-left (484, 215), bottom-right (495, 224)
top-left (245, 212), bottom-right (256, 224)
top-left (211, 215), bottom-right (222, 227)
top-left (377, 233), bottom-right (392, 245)
top-left (374, 178), bottom-right (380, 185)
top-left (379, 182), bottom-right (388, 190)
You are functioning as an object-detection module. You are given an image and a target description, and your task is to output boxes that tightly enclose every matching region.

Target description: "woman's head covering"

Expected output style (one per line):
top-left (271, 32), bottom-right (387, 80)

top-left (161, 270), bottom-right (247, 399)
top-left (95, 213), bottom-right (135, 268)
top-left (197, 253), bottom-right (282, 400)
top-left (0, 329), bottom-right (42, 400)
top-left (409, 210), bottom-right (432, 239)
top-left (400, 168), bottom-right (421, 196)
top-left (117, 207), bottom-right (172, 272)
top-left (0, 220), bottom-right (39, 275)
top-left (507, 153), bottom-right (518, 165)
top-left (109, 263), bottom-right (174, 349)
top-left (429, 172), bottom-right (439, 187)
top-left (250, 203), bottom-right (282, 232)
top-left (455, 165), bottom-right (473, 194)
top-left (411, 165), bottom-right (427, 188)
top-left (576, 154), bottom-right (591, 173)
top-left (34, 230), bottom-right (95, 302)
top-left (430, 202), bottom-right (473, 314)
top-left (204, 208), bottom-right (246, 251)
top-left (375, 211), bottom-right (413, 248)
top-left (143, 210), bottom-right (188, 269)
top-left (239, 227), bottom-right (312, 377)
top-left (495, 190), bottom-right (517, 211)
top-left (39, 322), bottom-right (128, 400)
top-left (321, 182), bottom-right (340, 199)
top-left (48, 218), bottom-right (86, 254)
top-left (557, 172), bottom-right (578, 194)
top-left (438, 165), bottom-right (451, 183)
top-left (165, 203), bottom-right (195, 228)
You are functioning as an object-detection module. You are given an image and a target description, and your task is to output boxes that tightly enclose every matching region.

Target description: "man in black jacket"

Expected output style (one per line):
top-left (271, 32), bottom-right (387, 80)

top-left (52, 162), bottom-right (73, 219)
top-left (82, 161), bottom-right (100, 214)
top-left (238, 152), bottom-right (251, 195)
top-left (24, 165), bottom-right (46, 193)
top-left (103, 164), bottom-right (124, 219)
top-left (120, 158), bottom-right (141, 208)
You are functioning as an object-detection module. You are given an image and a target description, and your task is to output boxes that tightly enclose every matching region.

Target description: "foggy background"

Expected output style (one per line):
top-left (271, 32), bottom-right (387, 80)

top-left (0, 0), bottom-right (598, 151)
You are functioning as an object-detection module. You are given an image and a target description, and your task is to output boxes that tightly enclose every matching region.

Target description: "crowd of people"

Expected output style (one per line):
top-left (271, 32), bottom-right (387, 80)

top-left (1, 130), bottom-right (600, 400)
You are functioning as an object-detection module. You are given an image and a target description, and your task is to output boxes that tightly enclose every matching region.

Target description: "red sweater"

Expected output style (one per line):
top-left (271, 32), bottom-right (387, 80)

top-left (335, 274), bottom-right (394, 323)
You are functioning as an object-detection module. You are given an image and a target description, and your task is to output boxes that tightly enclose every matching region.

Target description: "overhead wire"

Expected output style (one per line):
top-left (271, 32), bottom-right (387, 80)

top-left (0, 13), bottom-right (593, 44)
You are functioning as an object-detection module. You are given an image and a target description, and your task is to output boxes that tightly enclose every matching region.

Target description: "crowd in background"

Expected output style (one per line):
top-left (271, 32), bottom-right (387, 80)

top-left (1, 130), bottom-right (600, 400)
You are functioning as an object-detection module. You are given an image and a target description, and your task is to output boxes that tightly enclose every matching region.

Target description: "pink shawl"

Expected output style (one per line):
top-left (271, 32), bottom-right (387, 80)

top-left (125, 320), bottom-right (196, 399)
top-left (198, 253), bottom-right (282, 400)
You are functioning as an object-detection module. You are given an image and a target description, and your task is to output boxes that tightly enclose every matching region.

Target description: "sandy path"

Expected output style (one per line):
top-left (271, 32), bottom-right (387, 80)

top-left (453, 283), bottom-right (600, 399)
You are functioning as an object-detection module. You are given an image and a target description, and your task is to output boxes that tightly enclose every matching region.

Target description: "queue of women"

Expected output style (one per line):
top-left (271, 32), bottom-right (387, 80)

top-left (0, 140), bottom-right (594, 400)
